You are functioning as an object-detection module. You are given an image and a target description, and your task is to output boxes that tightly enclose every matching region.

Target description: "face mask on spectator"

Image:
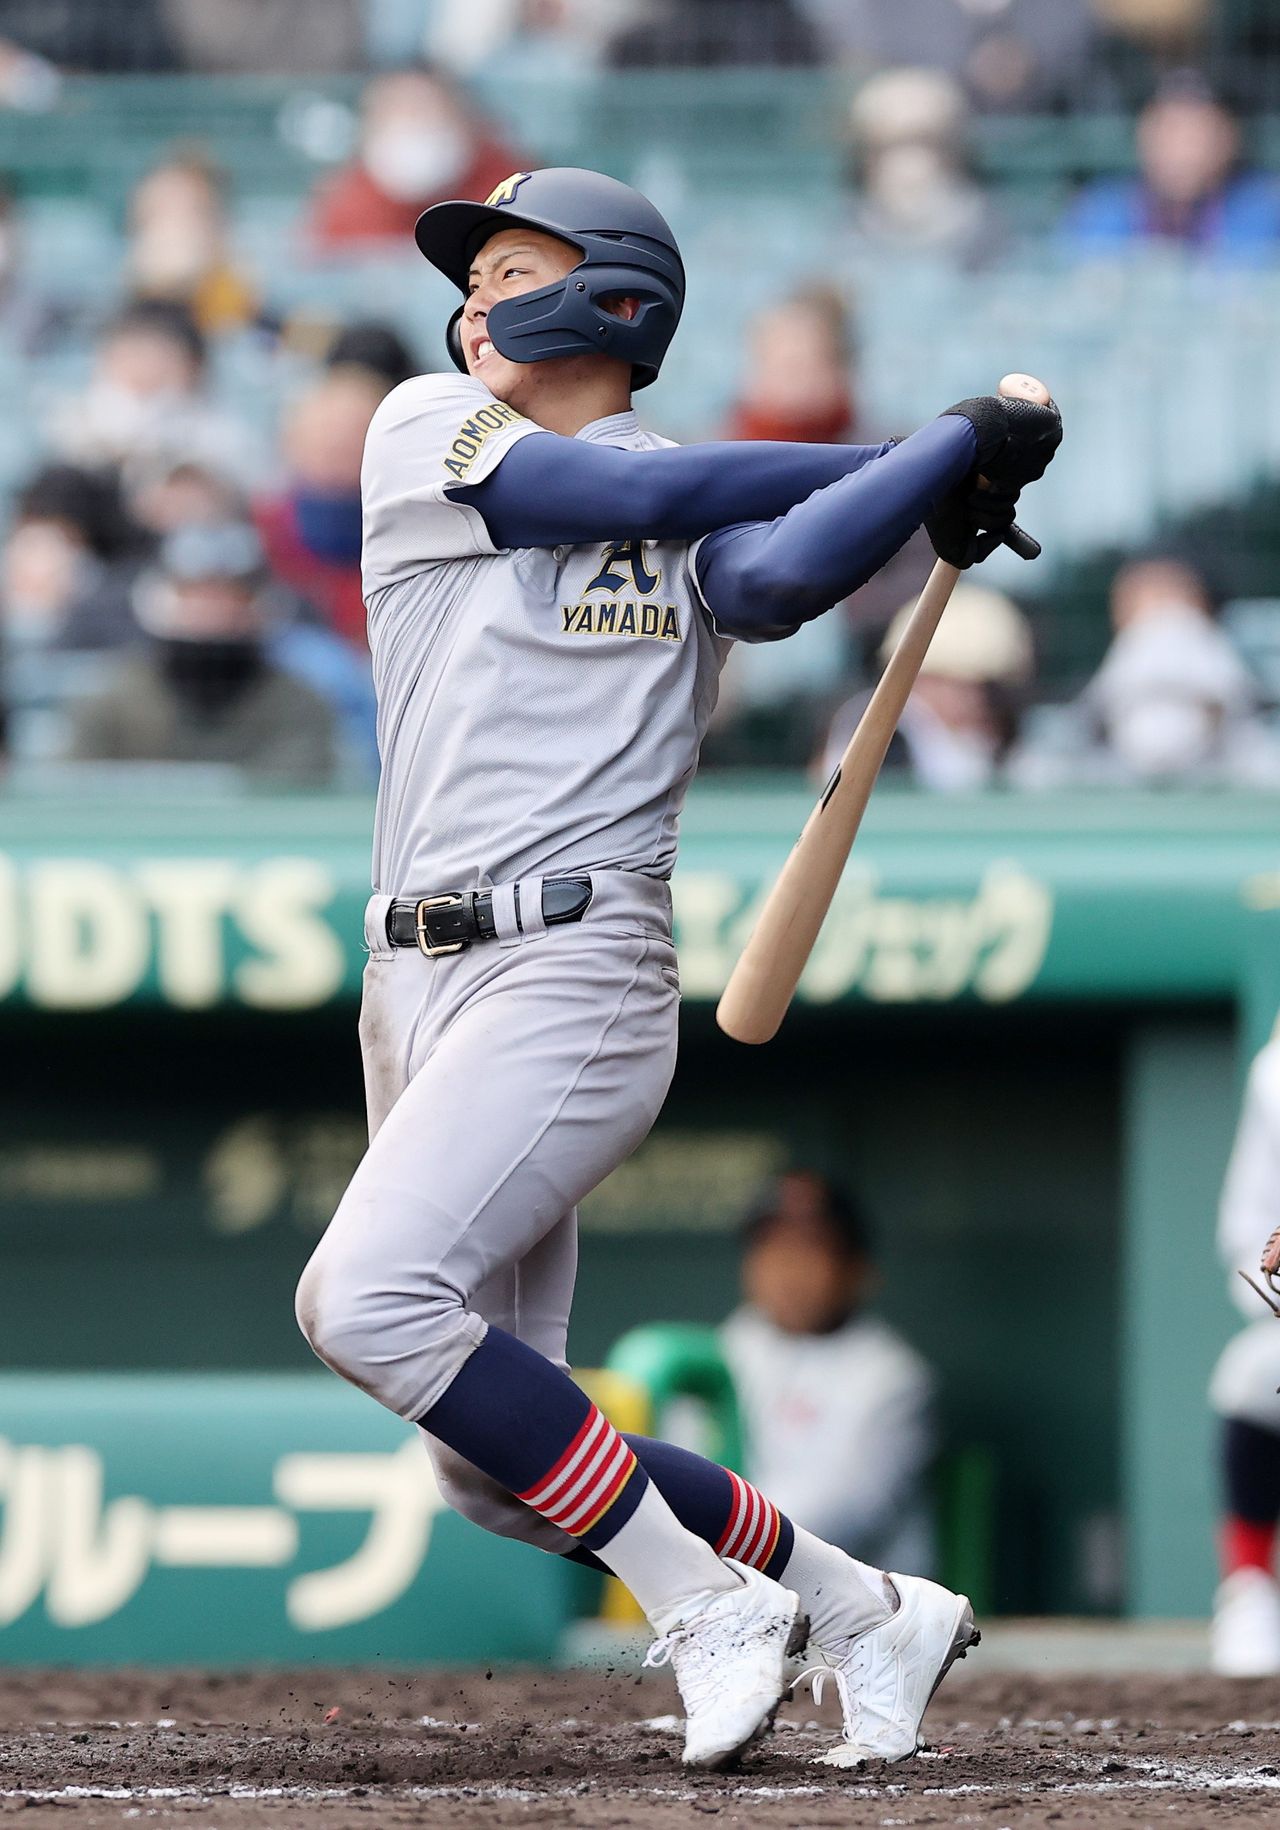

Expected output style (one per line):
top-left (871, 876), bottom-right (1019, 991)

top-left (292, 488), bottom-right (364, 564)
top-left (156, 635), bottom-right (264, 714)
top-left (1111, 699), bottom-right (1217, 780)
top-left (905, 713), bottom-right (999, 792)
top-left (363, 122), bottom-right (469, 201)
top-left (867, 144), bottom-right (960, 234)
top-left (80, 381), bottom-right (195, 457)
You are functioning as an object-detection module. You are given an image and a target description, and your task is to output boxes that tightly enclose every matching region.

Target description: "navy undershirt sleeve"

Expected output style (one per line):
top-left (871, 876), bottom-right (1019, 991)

top-left (451, 431), bottom-right (895, 550)
top-left (694, 417), bottom-right (978, 641)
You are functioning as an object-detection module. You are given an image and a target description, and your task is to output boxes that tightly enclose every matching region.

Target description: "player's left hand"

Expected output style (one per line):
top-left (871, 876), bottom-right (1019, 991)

top-left (925, 479), bottom-right (1020, 569)
top-left (941, 393), bottom-right (1063, 490)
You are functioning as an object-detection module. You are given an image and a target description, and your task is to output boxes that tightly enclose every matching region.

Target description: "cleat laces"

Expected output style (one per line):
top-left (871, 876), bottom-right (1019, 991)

top-left (644, 1621), bottom-right (725, 1716)
top-left (794, 1636), bottom-right (896, 1747)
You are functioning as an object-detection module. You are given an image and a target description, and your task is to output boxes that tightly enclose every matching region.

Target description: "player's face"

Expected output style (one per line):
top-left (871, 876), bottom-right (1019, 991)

top-left (463, 229), bottom-right (580, 399)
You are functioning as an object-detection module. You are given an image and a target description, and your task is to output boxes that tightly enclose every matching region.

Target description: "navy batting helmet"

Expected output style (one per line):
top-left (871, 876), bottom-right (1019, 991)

top-left (414, 167), bottom-right (684, 391)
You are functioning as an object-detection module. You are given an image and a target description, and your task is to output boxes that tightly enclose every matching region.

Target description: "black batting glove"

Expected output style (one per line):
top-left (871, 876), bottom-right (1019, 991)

top-left (940, 393), bottom-right (1062, 490)
top-left (926, 479), bottom-right (1020, 570)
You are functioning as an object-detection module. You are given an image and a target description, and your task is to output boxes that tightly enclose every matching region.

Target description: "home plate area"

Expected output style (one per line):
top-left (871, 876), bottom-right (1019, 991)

top-left (3, 1669), bottom-right (1280, 1827)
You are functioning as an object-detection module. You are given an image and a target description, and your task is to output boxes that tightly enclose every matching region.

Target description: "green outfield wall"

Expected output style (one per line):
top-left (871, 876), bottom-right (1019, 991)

top-left (1, 783), bottom-right (1275, 1652)
top-left (0, 785), bottom-right (1275, 1012)
top-left (0, 1374), bottom-right (573, 1663)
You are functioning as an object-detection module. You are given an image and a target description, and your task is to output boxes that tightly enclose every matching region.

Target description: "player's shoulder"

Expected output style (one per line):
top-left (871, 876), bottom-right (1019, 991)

top-left (369, 370), bottom-right (515, 436)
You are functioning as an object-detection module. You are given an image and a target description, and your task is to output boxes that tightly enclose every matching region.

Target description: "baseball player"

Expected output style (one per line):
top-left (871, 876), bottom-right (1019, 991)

top-left (1210, 1035), bottom-right (1280, 1674)
top-left (296, 167), bottom-right (1060, 1768)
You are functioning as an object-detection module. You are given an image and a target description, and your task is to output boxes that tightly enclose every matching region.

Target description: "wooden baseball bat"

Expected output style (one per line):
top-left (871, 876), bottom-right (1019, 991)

top-left (715, 373), bottom-right (1052, 1046)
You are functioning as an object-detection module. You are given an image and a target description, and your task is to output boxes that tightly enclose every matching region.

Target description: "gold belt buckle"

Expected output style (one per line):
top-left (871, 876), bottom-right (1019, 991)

top-left (414, 893), bottom-right (468, 957)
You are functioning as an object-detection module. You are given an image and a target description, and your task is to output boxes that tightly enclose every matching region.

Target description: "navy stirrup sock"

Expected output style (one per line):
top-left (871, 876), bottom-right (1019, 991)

top-left (420, 1326), bottom-right (648, 1550)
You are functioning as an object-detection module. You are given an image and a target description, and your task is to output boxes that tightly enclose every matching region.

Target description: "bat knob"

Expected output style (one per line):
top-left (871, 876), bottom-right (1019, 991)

top-left (998, 372), bottom-right (1053, 408)
top-left (995, 373), bottom-right (1053, 560)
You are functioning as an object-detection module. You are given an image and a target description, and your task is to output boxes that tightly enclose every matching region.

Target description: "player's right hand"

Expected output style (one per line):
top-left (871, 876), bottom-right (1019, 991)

top-left (940, 393), bottom-right (1063, 491)
top-left (925, 478), bottom-right (1021, 569)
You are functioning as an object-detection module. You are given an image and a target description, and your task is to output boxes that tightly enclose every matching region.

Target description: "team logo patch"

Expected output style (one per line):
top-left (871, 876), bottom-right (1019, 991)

top-left (442, 401), bottom-right (526, 481)
top-left (562, 540), bottom-right (681, 643)
top-left (585, 539), bottom-right (662, 596)
top-left (485, 171), bottom-right (533, 208)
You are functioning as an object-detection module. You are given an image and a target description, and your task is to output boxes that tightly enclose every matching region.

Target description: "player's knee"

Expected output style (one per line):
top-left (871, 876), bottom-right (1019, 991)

top-left (294, 1256), bottom-right (362, 1379)
top-left (295, 1252), bottom-right (464, 1404)
top-left (295, 1255), bottom-right (384, 1388)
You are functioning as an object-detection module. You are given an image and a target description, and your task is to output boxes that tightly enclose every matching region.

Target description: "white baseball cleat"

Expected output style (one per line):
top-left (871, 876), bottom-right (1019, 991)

top-left (800, 1571), bottom-right (979, 1767)
top-left (643, 1558), bottom-right (809, 1768)
top-left (1211, 1567), bottom-right (1280, 1676)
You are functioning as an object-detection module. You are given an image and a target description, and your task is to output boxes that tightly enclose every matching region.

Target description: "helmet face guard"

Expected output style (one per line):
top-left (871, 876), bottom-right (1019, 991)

top-left (417, 168), bottom-right (685, 390)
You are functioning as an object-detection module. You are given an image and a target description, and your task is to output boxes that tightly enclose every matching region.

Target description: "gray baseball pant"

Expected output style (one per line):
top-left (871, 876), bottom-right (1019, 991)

top-left (295, 869), bottom-right (680, 1553)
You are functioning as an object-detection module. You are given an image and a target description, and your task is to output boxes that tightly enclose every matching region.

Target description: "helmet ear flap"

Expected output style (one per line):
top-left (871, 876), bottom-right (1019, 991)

top-left (445, 304), bottom-right (468, 376)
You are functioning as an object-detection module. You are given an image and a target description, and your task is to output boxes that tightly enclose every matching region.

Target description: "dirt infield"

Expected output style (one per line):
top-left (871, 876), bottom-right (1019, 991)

top-left (3, 1665), bottom-right (1280, 1828)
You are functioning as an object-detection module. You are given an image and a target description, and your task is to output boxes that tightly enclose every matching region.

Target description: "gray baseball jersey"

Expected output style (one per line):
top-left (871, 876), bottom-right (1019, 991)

top-left (360, 372), bottom-right (732, 895)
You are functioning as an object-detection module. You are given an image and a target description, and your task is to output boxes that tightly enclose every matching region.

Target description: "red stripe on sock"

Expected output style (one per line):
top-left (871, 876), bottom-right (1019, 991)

top-left (545, 1431), bottom-right (629, 1530)
top-left (722, 1477), bottom-right (765, 1562)
top-left (518, 1406), bottom-right (604, 1507)
top-left (716, 1472), bottom-right (750, 1556)
top-left (1224, 1515), bottom-right (1278, 1576)
top-left (756, 1509), bottom-right (783, 1572)
top-left (740, 1497), bottom-right (778, 1570)
top-left (715, 1473), bottom-right (781, 1571)
top-left (571, 1446), bottom-right (639, 1538)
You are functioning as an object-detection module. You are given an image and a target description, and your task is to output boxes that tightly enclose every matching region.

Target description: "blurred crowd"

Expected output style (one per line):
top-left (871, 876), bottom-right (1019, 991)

top-left (0, 3), bottom-right (1279, 787)
top-left (1, 0), bottom-right (1275, 106)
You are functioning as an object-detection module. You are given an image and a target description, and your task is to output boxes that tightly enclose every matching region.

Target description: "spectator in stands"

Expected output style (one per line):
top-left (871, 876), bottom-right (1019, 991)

top-left (129, 457), bottom-right (377, 779)
top-left (1090, 0), bottom-right (1211, 97)
top-left (1016, 557), bottom-right (1280, 788)
top-left (0, 181), bottom-right (77, 357)
top-left (720, 287), bottom-right (859, 445)
top-left (67, 520), bottom-right (336, 784)
top-left (820, 584), bottom-right (1034, 790)
top-left (126, 456), bottom-right (240, 542)
top-left (164, 0), bottom-right (364, 74)
top-left (607, 0), bottom-right (827, 66)
top-left (607, 0), bottom-right (823, 67)
top-left (1060, 76), bottom-right (1280, 263)
top-left (718, 286), bottom-right (945, 658)
top-left (47, 299), bottom-right (262, 486)
top-left (808, 0), bottom-right (1098, 113)
top-left (426, 0), bottom-right (608, 82)
top-left (325, 319), bottom-right (419, 392)
top-left (255, 367), bottom-right (386, 649)
top-left (0, 466), bottom-right (146, 762)
top-left (720, 1169), bottom-right (936, 1575)
top-left (0, 2), bottom-right (178, 72)
top-left (0, 37), bottom-right (60, 109)
top-left (845, 68), bottom-right (1005, 267)
top-left (3, 465), bottom-right (143, 653)
top-left (125, 153), bottom-right (259, 338)
top-left (305, 67), bottom-right (526, 251)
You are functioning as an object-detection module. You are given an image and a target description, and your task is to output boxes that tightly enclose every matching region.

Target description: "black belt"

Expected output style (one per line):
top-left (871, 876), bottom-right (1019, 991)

top-left (386, 877), bottom-right (594, 956)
